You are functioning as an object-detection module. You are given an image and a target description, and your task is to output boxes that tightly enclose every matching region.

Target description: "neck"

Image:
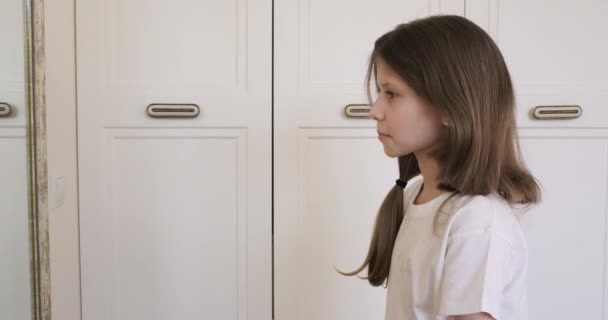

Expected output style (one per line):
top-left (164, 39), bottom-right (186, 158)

top-left (413, 152), bottom-right (444, 203)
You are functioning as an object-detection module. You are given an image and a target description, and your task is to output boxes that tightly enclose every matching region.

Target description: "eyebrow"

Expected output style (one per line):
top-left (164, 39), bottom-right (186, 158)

top-left (377, 81), bottom-right (396, 88)
top-left (376, 81), bottom-right (397, 88)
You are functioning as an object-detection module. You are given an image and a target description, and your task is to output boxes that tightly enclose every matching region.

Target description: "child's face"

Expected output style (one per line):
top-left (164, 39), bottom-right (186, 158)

top-left (370, 57), bottom-right (445, 158)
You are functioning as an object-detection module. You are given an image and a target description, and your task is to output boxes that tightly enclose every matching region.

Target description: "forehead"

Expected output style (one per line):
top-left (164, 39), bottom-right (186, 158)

top-left (374, 57), bottom-right (404, 87)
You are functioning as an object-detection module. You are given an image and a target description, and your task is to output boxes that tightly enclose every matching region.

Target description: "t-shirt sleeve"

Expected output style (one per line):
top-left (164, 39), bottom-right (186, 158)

top-left (438, 229), bottom-right (514, 319)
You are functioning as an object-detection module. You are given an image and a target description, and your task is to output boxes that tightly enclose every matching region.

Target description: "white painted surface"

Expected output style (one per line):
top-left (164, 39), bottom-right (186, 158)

top-left (76, 0), bottom-right (272, 319)
top-left (44, 1), bottom-right (608, 319)
top-left (45, 0), bottom-right (83, 319)
top-left (0, 0), bottom-right (31, 319)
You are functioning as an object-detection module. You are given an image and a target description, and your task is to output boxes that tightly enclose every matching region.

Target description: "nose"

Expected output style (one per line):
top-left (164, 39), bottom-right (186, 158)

top-left (369, 98), bottom-right (383, 121)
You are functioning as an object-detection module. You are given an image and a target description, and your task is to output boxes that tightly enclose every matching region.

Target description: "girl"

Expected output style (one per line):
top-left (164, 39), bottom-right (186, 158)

top-left (337, 15), bottom-right (541, 320)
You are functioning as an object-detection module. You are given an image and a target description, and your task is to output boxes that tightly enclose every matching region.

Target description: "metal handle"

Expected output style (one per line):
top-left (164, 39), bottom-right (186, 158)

top-left (146, 103), bottom-right (200, 118)
top-left (532, 105), bottom-right (582, 120)
top-left (344, 104), bottom-right (371, 118)
top-left (0, 102), bottom-right (12, 117)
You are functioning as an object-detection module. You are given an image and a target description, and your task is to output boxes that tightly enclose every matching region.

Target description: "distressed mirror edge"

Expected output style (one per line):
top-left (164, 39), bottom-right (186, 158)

top-left (25, 0), bottom-right (51, 319)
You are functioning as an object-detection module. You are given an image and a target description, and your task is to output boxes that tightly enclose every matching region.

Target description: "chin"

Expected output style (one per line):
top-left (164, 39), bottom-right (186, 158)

top-left (383, 147), bottom-right (401, 158)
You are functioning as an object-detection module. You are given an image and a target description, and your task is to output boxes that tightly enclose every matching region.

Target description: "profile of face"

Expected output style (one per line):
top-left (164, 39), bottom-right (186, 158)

top-left (369, 57), bottom-right (445, 158)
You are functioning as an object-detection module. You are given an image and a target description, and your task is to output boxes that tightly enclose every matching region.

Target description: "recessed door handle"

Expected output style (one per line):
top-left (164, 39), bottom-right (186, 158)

top-left (0, 102), bottom-right (12, 117)
top-left (532, 105), bottom-right (582, 120)
top-left (146, 103), bottom-right (200, 118)
top-left (344, 104), bottom-right (371, 118)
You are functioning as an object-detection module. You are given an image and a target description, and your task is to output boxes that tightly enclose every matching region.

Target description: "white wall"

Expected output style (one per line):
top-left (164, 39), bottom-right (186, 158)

top-left (45, 0), bottom-right (81, 319)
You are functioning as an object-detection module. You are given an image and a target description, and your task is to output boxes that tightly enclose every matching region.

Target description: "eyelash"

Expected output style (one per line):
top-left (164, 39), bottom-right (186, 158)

top-left (376, 88), bottom-right (396, 99)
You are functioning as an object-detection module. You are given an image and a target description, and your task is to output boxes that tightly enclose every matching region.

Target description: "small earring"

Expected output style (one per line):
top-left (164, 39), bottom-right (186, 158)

top-left (442, 121), bottom-right (449, 127)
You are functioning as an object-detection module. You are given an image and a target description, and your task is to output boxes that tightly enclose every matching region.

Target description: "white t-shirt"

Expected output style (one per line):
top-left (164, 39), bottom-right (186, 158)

top-left (384, 176), bottom-right (529, 320)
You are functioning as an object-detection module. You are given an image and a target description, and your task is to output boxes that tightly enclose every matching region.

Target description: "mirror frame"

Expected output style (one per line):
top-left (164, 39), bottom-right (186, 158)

top-left (25, 0), bottom-right (51, 319)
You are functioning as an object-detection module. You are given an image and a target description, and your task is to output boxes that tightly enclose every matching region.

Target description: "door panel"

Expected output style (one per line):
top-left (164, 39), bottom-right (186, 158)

top-left (519, 131), bottom-right (608, 320)
top-left (467, 0), bottom-right (608, 128)
top-left (76, 0), bottom-right (272, 319)
top-left (0, 0), bottom-right (30, 318)
top-left (274, 1), bottom-right (465, 318)
top-left (467, 0), bottom-right (608, 318)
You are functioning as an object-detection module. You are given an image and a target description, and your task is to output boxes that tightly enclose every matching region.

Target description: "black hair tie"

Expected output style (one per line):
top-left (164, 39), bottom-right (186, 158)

top-left (395, 179), bottom-right (407, 189)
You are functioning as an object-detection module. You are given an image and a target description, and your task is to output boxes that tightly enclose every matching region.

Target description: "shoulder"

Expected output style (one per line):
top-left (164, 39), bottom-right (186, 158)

top-left (438, 194), bottom-right (529, 319)
top-left (445, 193), bottom-right (527, 251)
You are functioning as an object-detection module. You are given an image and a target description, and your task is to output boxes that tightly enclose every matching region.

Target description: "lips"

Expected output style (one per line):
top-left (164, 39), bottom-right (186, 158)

top-left (377, 131), bottom-right (390, 137)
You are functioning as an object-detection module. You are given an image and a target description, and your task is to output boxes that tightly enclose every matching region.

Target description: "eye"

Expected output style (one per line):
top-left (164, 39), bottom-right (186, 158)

top-left (374, 87), bottom-right (397, 99)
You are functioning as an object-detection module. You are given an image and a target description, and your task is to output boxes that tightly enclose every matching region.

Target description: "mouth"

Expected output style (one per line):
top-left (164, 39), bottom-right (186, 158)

top-left (377, 131), bottom-right (390, 137)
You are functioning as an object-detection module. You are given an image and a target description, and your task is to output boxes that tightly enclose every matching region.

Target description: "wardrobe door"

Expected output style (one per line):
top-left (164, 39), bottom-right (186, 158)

top-left (76, 0), bottom-right (271, 319)
top-left (274, 1), bottom-right (465, 319)
top-left (0, 0), bottom-right (31, 319)
top-left (466, 1), bottom-right (608, 319)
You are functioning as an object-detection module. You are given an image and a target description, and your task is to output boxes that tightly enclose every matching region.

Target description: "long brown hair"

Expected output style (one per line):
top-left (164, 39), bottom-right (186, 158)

top-left (336, 15), bottom-right (541, 287)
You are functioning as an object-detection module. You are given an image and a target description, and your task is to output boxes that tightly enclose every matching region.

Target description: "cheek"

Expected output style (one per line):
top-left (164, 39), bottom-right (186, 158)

top-left (392, 105), bottom-right (443, 147)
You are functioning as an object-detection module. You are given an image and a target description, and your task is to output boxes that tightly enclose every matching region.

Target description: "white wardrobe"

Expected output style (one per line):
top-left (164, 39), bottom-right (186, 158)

top-left (63, 0), bottom-right (608, 319)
